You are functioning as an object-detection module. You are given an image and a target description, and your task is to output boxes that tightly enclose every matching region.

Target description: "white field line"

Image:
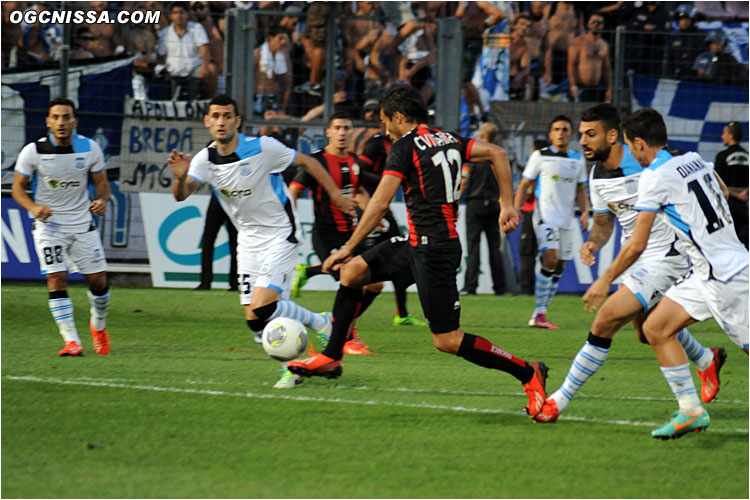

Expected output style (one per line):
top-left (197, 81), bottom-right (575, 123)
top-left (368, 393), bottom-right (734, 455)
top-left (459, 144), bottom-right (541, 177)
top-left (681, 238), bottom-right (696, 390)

top-left (5, 375), bottom-right (748, 435)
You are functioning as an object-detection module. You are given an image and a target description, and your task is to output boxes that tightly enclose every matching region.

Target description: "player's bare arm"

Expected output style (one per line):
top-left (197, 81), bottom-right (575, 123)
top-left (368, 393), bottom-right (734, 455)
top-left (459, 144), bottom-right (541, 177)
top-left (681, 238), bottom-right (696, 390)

top-left (469, 139), bottom-right (520, 233)
top-left (714, 171), bottom-right (730, 199)
top-left (11, 172), bottom-right (52, 221)
top-left (583, 210), bottom-right (657, 311)
top-left (294, 153), bottom-right (357, 214)
top-left (581, 211), bottom-right (614, 265)
top-left (90, 171), bottom-right (110, 216)
top-left (323, 175), bottom-right (401, 273)
top-left (577, 183), bottom-right (589, 231)
top-left (168, 149), bottom-right (199, 201)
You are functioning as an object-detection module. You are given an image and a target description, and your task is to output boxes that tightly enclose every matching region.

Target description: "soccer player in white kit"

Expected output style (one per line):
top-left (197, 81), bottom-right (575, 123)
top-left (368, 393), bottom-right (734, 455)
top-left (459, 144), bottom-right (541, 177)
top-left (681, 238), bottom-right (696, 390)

top-left (11, 97), bottom-right (112, 357)
top-left (535, 104), bottom-right (720, 423)
top-left (167, 94), bottom-right (356, 389)
top-left (513, 115), bottom-right (588, 329)
top-left (584, 108), bottom-right (748, 439)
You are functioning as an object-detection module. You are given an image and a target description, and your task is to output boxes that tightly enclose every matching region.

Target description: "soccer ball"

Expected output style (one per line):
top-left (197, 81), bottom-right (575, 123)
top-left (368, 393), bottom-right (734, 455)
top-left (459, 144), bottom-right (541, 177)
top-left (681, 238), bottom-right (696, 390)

top-left (261, 317), bottom-right (308, 361)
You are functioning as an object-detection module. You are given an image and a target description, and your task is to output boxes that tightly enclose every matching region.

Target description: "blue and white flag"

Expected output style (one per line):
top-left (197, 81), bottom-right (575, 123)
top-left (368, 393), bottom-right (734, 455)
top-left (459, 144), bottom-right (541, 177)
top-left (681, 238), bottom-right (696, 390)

top-left (630, 75), bottom-right (749, 162)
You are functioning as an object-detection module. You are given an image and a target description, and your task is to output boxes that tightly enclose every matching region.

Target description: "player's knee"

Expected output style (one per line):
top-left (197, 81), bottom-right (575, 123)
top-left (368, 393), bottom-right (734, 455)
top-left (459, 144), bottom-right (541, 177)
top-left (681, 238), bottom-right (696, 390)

top-left (365, 282), bottom-right (384, 294)
top-left (86, 272), bottom-right (107, 291)
top-left (432, 331), bottom-right (460, 354)
top-left (340, 258), bottom-right (369, 288)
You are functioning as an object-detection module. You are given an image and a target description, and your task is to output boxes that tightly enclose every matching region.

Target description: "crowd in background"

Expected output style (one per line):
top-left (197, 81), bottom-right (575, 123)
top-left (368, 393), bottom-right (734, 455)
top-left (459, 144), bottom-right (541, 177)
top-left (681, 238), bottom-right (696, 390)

top-left (2, 1), bottom-right (749, 119)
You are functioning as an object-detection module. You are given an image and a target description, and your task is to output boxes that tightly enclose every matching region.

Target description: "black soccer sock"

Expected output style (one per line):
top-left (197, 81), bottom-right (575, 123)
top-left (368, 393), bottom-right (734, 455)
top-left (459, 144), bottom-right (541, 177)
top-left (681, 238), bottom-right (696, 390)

top-left (394, 282), bottom-right (408, 317)
top-left (306, 265), bottom-right (324, 278)
top-left (457, 332), bottom-right (533, 383)
top-left (322, 285), bottom-right (363, 360)
top-left (356, 289), bottom-right (380, 318)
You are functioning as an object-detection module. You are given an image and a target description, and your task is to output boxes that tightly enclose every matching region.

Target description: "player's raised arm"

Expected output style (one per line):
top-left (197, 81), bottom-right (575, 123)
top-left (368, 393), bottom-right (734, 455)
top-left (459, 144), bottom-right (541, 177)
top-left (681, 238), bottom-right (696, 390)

top-left (468, 139), bottom-right (519, 233)
top-left (294, 153), bottom-right (356, 213)
top-left (168, 149), bottom-right (199, 201)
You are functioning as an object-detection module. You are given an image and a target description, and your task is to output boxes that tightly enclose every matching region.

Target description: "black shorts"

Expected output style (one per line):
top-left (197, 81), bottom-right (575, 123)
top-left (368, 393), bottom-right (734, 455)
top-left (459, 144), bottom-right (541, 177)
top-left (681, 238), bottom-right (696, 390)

top-left (362, 235), bottom-right (461, 333)
top-left (363, 210), bottom-right (402, 248)
top-left (312, 229), bottom-right (367, 281)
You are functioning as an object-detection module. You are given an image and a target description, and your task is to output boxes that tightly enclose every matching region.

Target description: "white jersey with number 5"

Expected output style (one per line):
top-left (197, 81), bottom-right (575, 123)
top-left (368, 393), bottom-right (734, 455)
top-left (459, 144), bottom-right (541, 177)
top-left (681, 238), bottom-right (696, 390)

top-left (635, 150), bottom-right (747, 281)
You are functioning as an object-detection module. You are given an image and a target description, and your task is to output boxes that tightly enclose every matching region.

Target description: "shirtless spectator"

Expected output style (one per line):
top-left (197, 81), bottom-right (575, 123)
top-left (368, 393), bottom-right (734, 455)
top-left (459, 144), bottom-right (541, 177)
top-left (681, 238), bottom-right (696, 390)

top-left (70, 27), bottom-right (95, 60)
top-left (126, 5), bottom-right (158, 99)
top-left (87, 1), bottom-right (125, 57)
top-left (344, 1), bottom-right (382, 105)
top-left (509, 14), bottom-right (533, 100)
top-left (456, 1), bottom-right (506, 122)
top-left (543, 1), bottom-right (581, 90)
top-left (396, 17), bottom-right (437, 105)
top-left (254, 25), bottom-right (292, 115)
top-left (567, 13), bottom-right (611, 102)
top-left (295, 2), bottom-right (340, 97)
top-left (2, 2), bottom-right (26, 68)
top-left (22, 1), bottom-right (61, 63)
top-left (351, 99), bottom-right (380, 155)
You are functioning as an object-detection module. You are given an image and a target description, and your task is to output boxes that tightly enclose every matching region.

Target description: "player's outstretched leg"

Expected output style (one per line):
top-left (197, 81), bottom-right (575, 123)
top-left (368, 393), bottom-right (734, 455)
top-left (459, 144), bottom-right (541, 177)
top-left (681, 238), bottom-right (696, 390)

top-left (536, 332), bottom-right (611, 422)
top-left (49, 290), bottom-right (83, 356)
top-left (451, 332), bottom-right (549, 417)
top-left (88, 286), bottom-right (111, 355)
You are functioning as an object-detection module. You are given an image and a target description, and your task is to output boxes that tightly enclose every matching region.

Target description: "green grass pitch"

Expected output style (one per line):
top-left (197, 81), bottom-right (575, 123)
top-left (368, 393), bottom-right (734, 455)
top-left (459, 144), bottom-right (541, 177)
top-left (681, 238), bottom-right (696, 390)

top-left (2, 283), bottom-right (747, 498)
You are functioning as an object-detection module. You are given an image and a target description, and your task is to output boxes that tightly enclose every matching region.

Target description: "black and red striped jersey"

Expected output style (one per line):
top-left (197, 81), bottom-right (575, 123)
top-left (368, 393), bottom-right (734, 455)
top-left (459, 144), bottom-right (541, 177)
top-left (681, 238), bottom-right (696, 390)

top-left (356, 133), bottom-right (392, 195)
top-left (384, 124), bottom-right (474, 245)
top-left (291, 150), bottom-right (360, 233)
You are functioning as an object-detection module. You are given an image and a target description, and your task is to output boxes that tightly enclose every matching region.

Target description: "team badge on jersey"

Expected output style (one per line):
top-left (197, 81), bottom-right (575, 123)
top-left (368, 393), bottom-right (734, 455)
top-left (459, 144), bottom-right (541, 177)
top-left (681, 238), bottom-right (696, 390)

top-left (75, 158), bottom-right (86, 170)
top-left (625, 178), bottom-right (638, 194)
top-left (239, 162), bottom-right (252, 177)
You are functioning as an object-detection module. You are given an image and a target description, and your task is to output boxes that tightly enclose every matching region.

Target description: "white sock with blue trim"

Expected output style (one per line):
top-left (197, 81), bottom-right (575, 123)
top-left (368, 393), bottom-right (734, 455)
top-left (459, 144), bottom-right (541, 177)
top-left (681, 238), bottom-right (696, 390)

top-left (533, 267), bottom-right (555, 316)
top-left (550, 333), bottom-right (611, 413)
top-left (87, 289), bottom-right (110, 331)
top-left (676, 328), bottom-right (713, 371)
top-left (660, 363), bottom-right (702, 412)
top-left (272, 300), bottom-right (328, 331)
top-left (49, 297), bottom-right (81, 344)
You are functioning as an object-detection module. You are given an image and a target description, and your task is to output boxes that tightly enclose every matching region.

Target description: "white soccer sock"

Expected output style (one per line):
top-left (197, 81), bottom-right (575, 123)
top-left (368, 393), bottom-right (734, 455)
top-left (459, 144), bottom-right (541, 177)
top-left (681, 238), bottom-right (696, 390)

top-left (49, 297), bottom-right (81, 344)
top-left (544, 274), bottom-right (562, 310)
top-left (660, 363), bottom-right (703, 412)
top-left (273, 300), bottom-right (328, 331)
top-left (676, 328), bottom-right (713, 371)
top-left (87, 289), bottom-right (110, 331)
top-left (533, 268), bottom-right (554, 315)
top-left (550, 340), bottom-right (609, 412)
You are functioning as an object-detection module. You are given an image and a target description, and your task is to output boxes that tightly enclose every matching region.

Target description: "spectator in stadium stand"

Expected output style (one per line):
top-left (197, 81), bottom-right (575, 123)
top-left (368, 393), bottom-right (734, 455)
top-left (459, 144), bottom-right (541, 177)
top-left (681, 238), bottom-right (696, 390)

top-left (456, 0), bottom-right (506, 120)
top-left (715, 121), bottom-right (749, 248)
top-left (70, 27), bottom-right (95, 60)
top-left (253, 24), bottom-right (292, 116)
top-left (86, 1), bottom-right (126, 57)
top-left (459, 122), bottom-right (507, 297)
top-left (190, 1), bottom-right (223, 91)
top-left (625, 1), bottom-right (671, 77)
top-left (381, 1), bottom-right (421, 58)
top-left (343, 1), bottom-right (383, 105)
top-left (2, 2), bottom-right (26, 68)
top-left (664, 4), bottom-right (705, 80)
top-left (395, 16), bottom-right (437, 105)
top-left (142, 0), bottom-right (171, 31)
top-left (156, 1), bottom-right (213, 100)
top-left (567, 13), bottom-right (612, 103)
top-left (294, 2), bottom-right (340, 97)
top-left (22, 1), bottom-right (61, 63)
top-left (524, 1), bottom-right (550, 100)
top-left (509, 14), bottom-right (533, 101)
top-left (351, 99), bottom-right (380, 156)
top-left (543, 1), bottom-right (581, 93)
top-left (692, 29), bottom-right (749, 87)
top-left (693, 1), bottom-right (749, 22)
top-left (126, 5), bottom-right (159, 100)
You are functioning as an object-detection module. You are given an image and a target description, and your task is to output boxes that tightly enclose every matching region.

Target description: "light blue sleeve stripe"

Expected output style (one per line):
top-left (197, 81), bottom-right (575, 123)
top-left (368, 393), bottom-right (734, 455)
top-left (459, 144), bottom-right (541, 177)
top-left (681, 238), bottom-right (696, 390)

top-left (592, 208), bottom-right (609, 213)
top-left (635, 206), bottom-right (659, 212)
top-left (15, 171), bottom-right (31, 178)
top-left (287, 150), bottom-right (298, 169)
top-left (187, 174), bottom-right (203, 185)
top-left (634, 292), bottom-right (648, 310)
top-left (268, 284), bottom-right (283, 294)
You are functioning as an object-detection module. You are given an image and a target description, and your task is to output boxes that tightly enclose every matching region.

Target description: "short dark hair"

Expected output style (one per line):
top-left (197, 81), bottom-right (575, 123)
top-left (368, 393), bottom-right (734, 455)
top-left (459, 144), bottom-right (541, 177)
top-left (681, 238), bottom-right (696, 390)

top-left (267, 24), bottom-right (286, 39)
top-left (379, 84), bottom-right (429, 125)
top-left (549, 114), bottom-right (573, 131)
top-left (48, 97), bottom-right (77, 117)
top-left (207, 94), bottom-right (240, 117)
top-left (328, 111), bottom-right (352, 126)
top-left (621, 108), bottom-right (667, 147)
top-left (726, 121), bottom-right (744, 142)
top-left (580, 103), bottom-right (621, 138)
top-left (170, 2), bottom-right (188, 12)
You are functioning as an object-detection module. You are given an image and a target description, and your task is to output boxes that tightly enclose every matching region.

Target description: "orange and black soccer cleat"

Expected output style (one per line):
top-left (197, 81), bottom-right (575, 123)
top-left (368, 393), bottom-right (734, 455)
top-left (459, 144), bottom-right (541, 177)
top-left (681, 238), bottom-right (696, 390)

top-left (523, 361), bottom-right (549, 418)
top-left (58, 341), bottom-right (83, 357)
top-left (534, 398), bottom-right (560, 423)
top-left (89, 323), bottom-right (110, 355)
top-left (287, 353), bottom-right (343, 379)
top-left (697, 347), bottom-right (727, 403)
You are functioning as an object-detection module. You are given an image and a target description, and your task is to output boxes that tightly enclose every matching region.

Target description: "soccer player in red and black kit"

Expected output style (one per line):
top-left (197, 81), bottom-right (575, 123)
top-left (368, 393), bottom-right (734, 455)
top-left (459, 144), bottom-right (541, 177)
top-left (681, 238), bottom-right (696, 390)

top-left (290, 112), bottom-right (382, 355)
top-left (288, 85), bottom-right (550, 417)
top-left (357, 126), bottom-right (427, 328)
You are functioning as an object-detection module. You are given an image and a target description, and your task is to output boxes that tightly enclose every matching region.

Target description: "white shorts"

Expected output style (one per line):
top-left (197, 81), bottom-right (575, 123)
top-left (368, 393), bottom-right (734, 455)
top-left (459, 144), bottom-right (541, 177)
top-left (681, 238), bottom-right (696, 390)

top-left (32, 223), bottom-right (107, 275)
top-left (533, 212), bottom-right (574, 260)
top-left (621, 252), bottom-right (690, 310)
top-left (665, 266), bottom-right (749, 350)
top-left (237, 232), bottom-right (298, 306)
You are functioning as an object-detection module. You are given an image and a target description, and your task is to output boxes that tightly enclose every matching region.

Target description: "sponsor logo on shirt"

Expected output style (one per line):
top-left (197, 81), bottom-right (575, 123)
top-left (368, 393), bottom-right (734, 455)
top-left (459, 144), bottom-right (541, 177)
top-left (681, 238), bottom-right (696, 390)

top-left (550, 174), bottom-right (576, 183)
top-left (46, 178), bottom-right (81, 189)
top-left (607, 201), bottom-right (636, 214)
top-left (219, 187), bottom-right (253, 198)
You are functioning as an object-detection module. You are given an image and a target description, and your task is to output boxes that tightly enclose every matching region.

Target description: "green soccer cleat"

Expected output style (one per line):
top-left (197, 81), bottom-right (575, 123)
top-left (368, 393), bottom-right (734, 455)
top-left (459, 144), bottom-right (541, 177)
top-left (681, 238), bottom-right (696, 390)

top-left (651, 409), bottom-right (710, 440)
top-left (273, 367), bottom-right (303, 389)
top-left (393, 314), bottom-right (426, 327)
top-left (291, 264), bottom-right (309, 298)
top-left (315, 312), bottom-right (332, 350)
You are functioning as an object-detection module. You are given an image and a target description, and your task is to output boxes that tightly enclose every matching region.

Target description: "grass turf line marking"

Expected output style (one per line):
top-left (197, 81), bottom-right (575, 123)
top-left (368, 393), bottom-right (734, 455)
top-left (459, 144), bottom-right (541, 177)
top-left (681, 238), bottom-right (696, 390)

top-left (6, 375), bottom-right (747, 435)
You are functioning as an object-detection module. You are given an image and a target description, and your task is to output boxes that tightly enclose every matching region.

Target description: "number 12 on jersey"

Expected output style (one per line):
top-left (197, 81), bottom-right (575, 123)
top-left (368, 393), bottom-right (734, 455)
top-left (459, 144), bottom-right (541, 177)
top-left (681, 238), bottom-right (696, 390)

top-left (432, 149), bottom-right (462, 203)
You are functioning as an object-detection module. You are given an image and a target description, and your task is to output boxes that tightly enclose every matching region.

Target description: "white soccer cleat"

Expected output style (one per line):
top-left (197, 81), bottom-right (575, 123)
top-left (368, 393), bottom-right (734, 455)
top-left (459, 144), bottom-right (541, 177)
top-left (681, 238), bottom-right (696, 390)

top-left (273, 368), bottom-right (303, 389)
